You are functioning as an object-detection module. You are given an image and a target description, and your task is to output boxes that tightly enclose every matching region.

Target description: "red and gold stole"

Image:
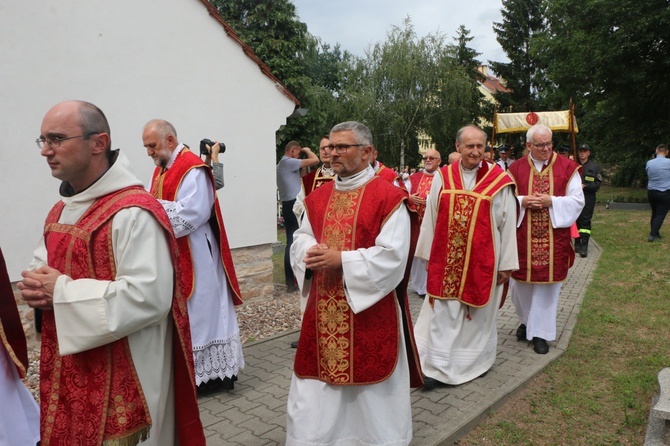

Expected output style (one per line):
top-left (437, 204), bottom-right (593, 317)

top-left (41, 186), bottom-right (205, 446)
top-left (294, 177), bottom-right (406, 385)
top-left (302, 166), bottom-right (334, 197)
top-left (0, 246), bottom-right (28, 378)
top-left (426, 162), bottom-right (513, 307)
top-left (409, 171), bottom-right (435, 224)
top-left (508, 153), bottom-right (580, 283)
top-left (150, 148), bottom-right (242, 305)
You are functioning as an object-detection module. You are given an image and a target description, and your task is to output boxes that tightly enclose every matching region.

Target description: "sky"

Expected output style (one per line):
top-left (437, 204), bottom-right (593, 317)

top-left (291, 0), bottom-right (508, 67)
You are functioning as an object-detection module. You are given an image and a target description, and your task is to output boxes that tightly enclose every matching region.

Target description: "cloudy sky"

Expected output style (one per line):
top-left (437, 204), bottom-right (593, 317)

top-left (291, 0), bottom-right (508, 66)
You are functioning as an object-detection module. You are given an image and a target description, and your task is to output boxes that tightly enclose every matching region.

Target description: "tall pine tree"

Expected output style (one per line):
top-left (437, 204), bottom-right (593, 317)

top-left (490, 0), bottom-right (546, 112)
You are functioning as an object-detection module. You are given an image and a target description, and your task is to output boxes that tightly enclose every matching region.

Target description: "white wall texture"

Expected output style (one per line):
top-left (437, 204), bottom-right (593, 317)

top-left (0, 1), bottom-right (295, 279)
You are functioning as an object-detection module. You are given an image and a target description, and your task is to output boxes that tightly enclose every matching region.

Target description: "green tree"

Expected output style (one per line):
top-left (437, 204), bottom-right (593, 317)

top-left (339, 18), bottom-right (480, 168)
top-left (451, 25), bottom-right (491, 132)
top-left (490, 0), bottom-right (547, 112)
top-left (212, 0), bottom-right (345, 155)
top-left (538, 0), bottom-right (670, 182)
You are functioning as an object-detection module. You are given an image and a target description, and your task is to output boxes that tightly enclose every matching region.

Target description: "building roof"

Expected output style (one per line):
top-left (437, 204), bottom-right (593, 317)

top-left (197, 0), bottom-right (300, 106)
top-left (478, 68), bottom-right (509, 95)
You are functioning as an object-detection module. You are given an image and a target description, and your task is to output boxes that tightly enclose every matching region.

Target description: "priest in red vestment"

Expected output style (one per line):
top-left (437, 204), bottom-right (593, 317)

top-left (414, 125), bottom-right (518, 389)
top-left (287, 121), bottom-right (423, 446)
top-left (19, 101), bottom-right (204, 445)
top-left (407, 148), bottom-right (442, 296)
top-left (507, 124), bottom-right (584, 355)
top-left (143, 119), bottom-right (244, 392)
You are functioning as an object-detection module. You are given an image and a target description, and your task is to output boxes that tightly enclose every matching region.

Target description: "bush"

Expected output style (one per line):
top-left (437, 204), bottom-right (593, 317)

top-left (610, 158), bottom-right (647, 187)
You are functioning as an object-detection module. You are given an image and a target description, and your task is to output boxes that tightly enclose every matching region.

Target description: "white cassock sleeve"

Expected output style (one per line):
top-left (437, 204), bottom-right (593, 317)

top-left (292, 185), bottom-right (306, 222)
top-left (48, 207), bottom-right (174, 356)
top-left (515, 172), bottom-right (585, 228)
top-left (158, 168), bottom-right (214, 238)
top-left (494, 186), bottom-right (520, 272)
top-left (414, 171), bottom-right (443, 261)
top-left (290, 205), bottom-right (411, 315)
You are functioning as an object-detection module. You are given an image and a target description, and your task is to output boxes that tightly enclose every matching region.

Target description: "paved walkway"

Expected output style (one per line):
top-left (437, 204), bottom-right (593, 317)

top-left (198, 242), bottom-right (601, 445)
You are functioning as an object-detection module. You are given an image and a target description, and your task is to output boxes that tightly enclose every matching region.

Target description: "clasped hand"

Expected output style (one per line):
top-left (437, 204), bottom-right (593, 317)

top-left (17, 266), bottom-right (62, 310)
top-left (523, 193), bottom-right (551, 210)
top-left (303, 244), bottom-right (342, 271)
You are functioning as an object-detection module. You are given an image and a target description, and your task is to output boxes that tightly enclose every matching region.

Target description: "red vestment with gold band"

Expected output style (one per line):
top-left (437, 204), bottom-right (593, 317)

top-left (426, 162), bottom-right (514, 307)
top-left (301, 165), bottom-right (334, 196)
top-left (408, 171), bottom-right (435, 224)
top-left (150, 148), bottom-right (242, 305)
top-left (294, 176), bottom-right (423, 386)
top-left (507, 153), bottom-right (581, 283)
top-left (41, 186), bottom-right (204, 446)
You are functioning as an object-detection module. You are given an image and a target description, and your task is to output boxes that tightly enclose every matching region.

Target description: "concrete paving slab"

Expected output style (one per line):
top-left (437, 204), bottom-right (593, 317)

top-left (199, 241), bottom-right (601, 445)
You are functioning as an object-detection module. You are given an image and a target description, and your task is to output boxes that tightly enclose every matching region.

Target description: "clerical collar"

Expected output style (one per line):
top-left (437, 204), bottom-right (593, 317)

top-left (529, 154), bottom-right (550, 166)
top-left (460, 161), bottom-right (481, 172)
top-left (162, 143), bottom-right (185, 170)
top-left (338, 168), bottom-right (367, 182)
top-left (321, 166), bottom-right (334, 176)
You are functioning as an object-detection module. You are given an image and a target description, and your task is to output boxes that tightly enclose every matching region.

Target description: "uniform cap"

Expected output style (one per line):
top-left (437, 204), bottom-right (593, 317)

top-left (578, 144), bottom-right (591, 151)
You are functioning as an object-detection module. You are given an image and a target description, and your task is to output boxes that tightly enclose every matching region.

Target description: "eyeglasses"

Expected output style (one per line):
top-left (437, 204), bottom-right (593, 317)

top-left (530, 142), bottom-right (553, 149)
top-left (325, 143), bottom-right (365, 154)
top-left (36, 132), bottom-right (99, 149)
top-left (422, 156), bottom-right (440, 161)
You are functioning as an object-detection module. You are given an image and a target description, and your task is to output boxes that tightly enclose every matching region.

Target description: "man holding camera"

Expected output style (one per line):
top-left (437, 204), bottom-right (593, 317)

top-left (276, 141), bottom-right (319, 292)
top-left (201, 138), bottom-right (225, 190)
top-left (143, 119), bottom-right (244, 392)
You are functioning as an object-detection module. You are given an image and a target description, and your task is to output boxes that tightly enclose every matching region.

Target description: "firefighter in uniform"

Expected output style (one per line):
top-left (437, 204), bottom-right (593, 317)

top-left (576, 143), bottom-right (602, 257)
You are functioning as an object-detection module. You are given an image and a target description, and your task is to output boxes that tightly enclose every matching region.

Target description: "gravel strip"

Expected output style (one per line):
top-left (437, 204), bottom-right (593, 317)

top-left (22, 287), bottom-right (301, 403)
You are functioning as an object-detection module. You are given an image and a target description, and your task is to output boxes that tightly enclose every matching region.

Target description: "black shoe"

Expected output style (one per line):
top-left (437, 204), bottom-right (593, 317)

top-left (516, 324), bottom-right (527, 341)
top-left (532, 337), bottom-right (549, 354)
top-left (422, 375), bottom-right (449, 390)
top-left (290, 340), bottom-right (299, 349)
top-left (649, 235), bottom-right (661, 242)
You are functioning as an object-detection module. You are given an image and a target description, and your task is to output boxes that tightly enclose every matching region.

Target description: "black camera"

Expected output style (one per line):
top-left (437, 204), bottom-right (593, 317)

top-left (200, 139), bottom-right (226, 155)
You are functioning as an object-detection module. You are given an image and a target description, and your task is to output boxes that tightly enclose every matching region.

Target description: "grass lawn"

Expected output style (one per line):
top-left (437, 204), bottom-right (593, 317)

top-left (598, 185), bottom-right (649, 203)
top-left (459, 191), bottom-right (670, 445)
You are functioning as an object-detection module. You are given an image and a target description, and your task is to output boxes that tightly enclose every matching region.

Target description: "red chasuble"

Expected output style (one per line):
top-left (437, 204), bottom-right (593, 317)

top-left (41, 186), bottom-right (204, 446)
top-left (408, 170), bottom-right (435, 224)
top-left (375, 162), bottom-right (407, 191)
top-left (294, 176), bottom-right (423, 387)
top-left (150, 148), bottom-right (242, 305)
top-left (301, 165), bottom-right (334, 196)
top-left (0, 246), bottom-right (29, 378)
top-left (507, 153), bottom-right (581, 283)
top-left (426, 161), bottom-right (514, 307)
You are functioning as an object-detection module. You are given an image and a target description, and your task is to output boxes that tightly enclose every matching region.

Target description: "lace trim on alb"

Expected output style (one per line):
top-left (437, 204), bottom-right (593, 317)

top-left (159, 200), bottom-right (196, 234)
top-left (193, 333), bottom-right (245, 384)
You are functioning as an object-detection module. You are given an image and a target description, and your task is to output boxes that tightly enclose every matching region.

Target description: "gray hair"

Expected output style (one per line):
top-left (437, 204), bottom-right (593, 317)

top-left (330, 121), bottom-right (373, 146)
top-left (76, 101), bottom-right (111, 151)
top-left (455, 124), bottom-right (486, 144)
top-left (144, 119), bottom-right (178, 141)
top-left (526, 124), bottom-right (552, 144)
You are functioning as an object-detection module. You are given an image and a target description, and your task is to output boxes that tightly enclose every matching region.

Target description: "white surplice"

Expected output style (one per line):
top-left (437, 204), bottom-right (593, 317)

top-left (29, 151), bottom-right (178, 445)
top-left (413, 164), bottom-right (518, 385)
top-left (511, 156), bottom-right (585, 341)
top-left (287, 166), bottom-right (413, 446)
top-left (156, 146), bottom-right (244, 385)
top-left (0, 343), bottom-right (40, 446)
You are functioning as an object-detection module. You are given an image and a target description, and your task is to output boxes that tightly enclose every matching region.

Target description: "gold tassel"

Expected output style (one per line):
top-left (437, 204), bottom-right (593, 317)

top-left (102, 426), bottom-right (150, 446)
